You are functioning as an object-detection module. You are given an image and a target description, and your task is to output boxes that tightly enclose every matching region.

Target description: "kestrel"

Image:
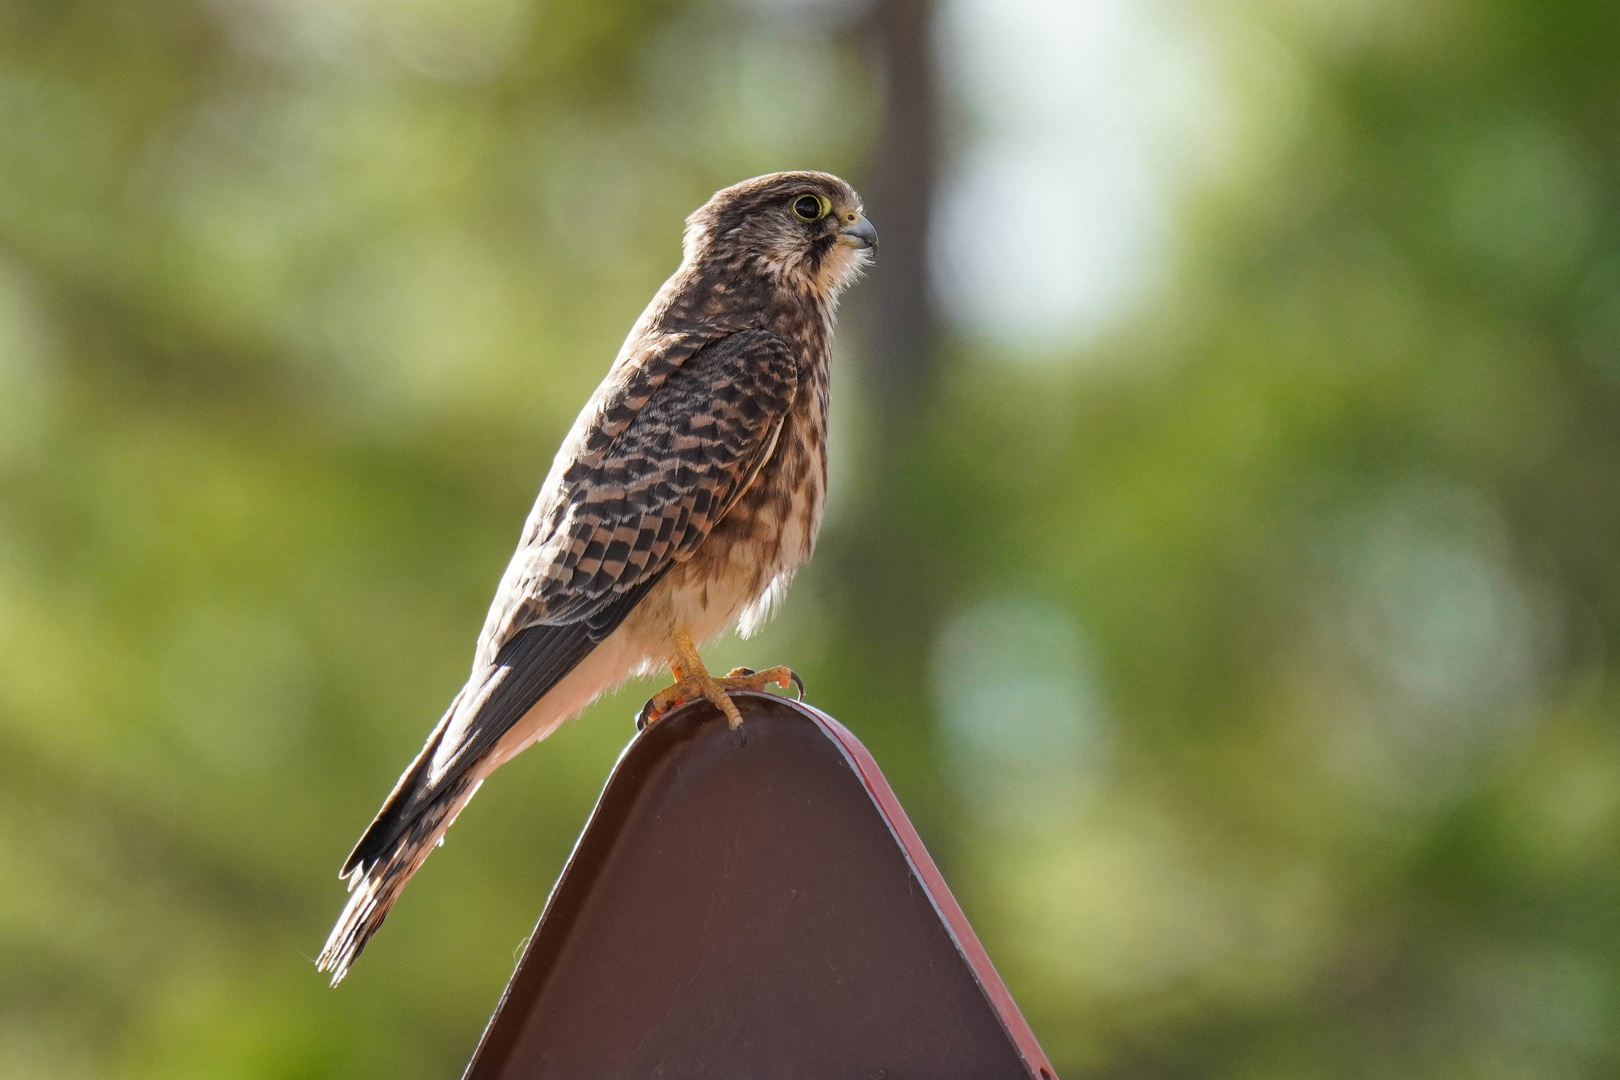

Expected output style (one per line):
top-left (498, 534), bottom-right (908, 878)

top-left (317, 172), bottom-right (876, 984)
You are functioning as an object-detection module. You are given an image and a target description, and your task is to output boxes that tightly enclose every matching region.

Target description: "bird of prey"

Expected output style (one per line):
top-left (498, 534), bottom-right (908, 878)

top-left (317, 171), bottom-right (876, 984)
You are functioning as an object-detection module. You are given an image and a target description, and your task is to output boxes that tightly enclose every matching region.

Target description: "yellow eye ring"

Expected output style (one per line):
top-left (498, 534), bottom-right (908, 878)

top-left (792, 193), bottom-right (830, 222)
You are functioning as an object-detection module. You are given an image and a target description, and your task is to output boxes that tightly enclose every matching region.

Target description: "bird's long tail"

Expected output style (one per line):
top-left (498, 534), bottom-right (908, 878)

top-left (316, 774), bottom-right (482, 985)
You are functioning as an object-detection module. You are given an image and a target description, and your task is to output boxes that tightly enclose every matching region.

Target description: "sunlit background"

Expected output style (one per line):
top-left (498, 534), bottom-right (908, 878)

top-left (4, 0), bottom-right (1620, 1075)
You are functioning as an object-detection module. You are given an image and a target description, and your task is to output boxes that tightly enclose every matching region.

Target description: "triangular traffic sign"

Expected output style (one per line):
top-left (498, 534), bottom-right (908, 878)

top-left (464, 692), bottom-right (1056, 1079)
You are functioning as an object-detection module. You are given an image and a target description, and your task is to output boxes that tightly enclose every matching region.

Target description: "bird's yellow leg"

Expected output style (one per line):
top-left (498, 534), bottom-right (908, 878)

top-left (636, 629), bottom-right (803, 732)
top-left (641, 629), bottom-right (744, 730)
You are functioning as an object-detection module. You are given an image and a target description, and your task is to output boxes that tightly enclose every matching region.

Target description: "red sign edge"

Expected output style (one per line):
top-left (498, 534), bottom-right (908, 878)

top-left (797, 699), bottom-right (1058, 1080)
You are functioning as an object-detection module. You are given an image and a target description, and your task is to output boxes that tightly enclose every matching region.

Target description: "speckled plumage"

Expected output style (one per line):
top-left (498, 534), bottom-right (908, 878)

top-left (318, 172), bottom-right (873, 983)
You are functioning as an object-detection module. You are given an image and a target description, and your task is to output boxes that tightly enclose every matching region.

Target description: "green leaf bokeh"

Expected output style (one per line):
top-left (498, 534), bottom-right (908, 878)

top-left (3, 1), bottom-right (1620, 1077)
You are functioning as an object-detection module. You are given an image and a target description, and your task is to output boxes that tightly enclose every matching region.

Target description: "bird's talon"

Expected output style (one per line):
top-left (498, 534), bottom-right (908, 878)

top-left (706, 686), bottom-right (745, 730)
top-left (645, 639), bottom-right (802, 734)
top-left (636, 675), bottom-right (706, 731)
top-left (637, 695), bottom-right (680, 731)
top-left (713, 664), bottom-right (800, 701)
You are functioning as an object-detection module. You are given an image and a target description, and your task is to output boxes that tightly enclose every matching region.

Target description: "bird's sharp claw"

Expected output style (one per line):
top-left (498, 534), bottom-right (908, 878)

top-left (637, 683), bottom-right (696, 730)
top-left (704, 685), bottom-right (746, 729)
top-left (722, 665), bottom-right (804, 701)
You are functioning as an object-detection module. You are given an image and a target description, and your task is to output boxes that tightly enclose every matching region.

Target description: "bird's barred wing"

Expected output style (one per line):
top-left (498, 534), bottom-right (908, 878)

top-left (435, 327), bottom-right (803, 790)
top-left (341, 328), bottom-right (802, 877)
top-left (491, 326), bottom-right (803, 641)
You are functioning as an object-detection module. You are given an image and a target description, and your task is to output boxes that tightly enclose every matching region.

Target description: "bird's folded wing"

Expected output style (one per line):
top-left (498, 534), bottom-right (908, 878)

top-left (504, 326), bottom-right (802, 629)
top-left (438, 328), bottom-right (801, 780)
top-left (342, 327), bottom-right (802, 875)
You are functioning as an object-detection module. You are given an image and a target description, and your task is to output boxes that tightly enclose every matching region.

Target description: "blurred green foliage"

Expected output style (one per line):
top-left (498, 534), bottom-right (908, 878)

top-left (3, 0), bottom-right (1620, 1077)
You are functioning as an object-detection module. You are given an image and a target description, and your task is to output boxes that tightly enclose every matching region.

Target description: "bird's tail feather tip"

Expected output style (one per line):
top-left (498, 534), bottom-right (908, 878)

top-left (317, 847), bottom-right (432, 985)
top-left (315, 781), bottom-right (473, 986)
top-left (316, 871), bottom-right (394, 986)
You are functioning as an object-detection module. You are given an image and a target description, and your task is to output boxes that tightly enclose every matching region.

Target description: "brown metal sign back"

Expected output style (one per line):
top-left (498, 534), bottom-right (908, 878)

top-left (464, 692), bottom-right (1056, 1080)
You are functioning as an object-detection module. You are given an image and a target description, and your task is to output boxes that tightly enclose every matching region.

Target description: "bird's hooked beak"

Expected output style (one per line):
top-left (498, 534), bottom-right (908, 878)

top-left (838, 213), bottom-right (878, 250)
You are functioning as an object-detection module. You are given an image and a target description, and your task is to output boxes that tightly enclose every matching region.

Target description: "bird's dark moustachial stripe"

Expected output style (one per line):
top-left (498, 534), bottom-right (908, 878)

top-left (317, 172), bottom-right (874, 983)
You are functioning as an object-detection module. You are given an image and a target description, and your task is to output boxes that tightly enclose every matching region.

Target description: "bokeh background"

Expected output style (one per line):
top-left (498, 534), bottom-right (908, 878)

top-left (4, 0), bottom-right (1620, 1075)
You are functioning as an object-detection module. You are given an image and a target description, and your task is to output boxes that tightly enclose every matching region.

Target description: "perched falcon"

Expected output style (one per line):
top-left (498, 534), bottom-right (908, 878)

top-left (317, 172), bottom-right (876, 984)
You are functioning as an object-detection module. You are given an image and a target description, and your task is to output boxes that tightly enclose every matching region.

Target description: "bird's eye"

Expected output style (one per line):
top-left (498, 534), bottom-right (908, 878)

top-left (792, 194), bottom-right (829, 221)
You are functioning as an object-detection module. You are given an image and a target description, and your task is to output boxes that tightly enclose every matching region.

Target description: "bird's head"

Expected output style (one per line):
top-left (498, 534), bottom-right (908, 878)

top-left (683, 171), bottom-right (877, 301)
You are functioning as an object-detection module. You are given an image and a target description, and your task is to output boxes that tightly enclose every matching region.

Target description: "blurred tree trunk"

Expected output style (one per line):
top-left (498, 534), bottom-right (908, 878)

top-left (858, 0), bottom-right (941, 447)
top-left (824, 0), bottom-right (947, 788)
top-left (830, 0), bottom-right (945, 614)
